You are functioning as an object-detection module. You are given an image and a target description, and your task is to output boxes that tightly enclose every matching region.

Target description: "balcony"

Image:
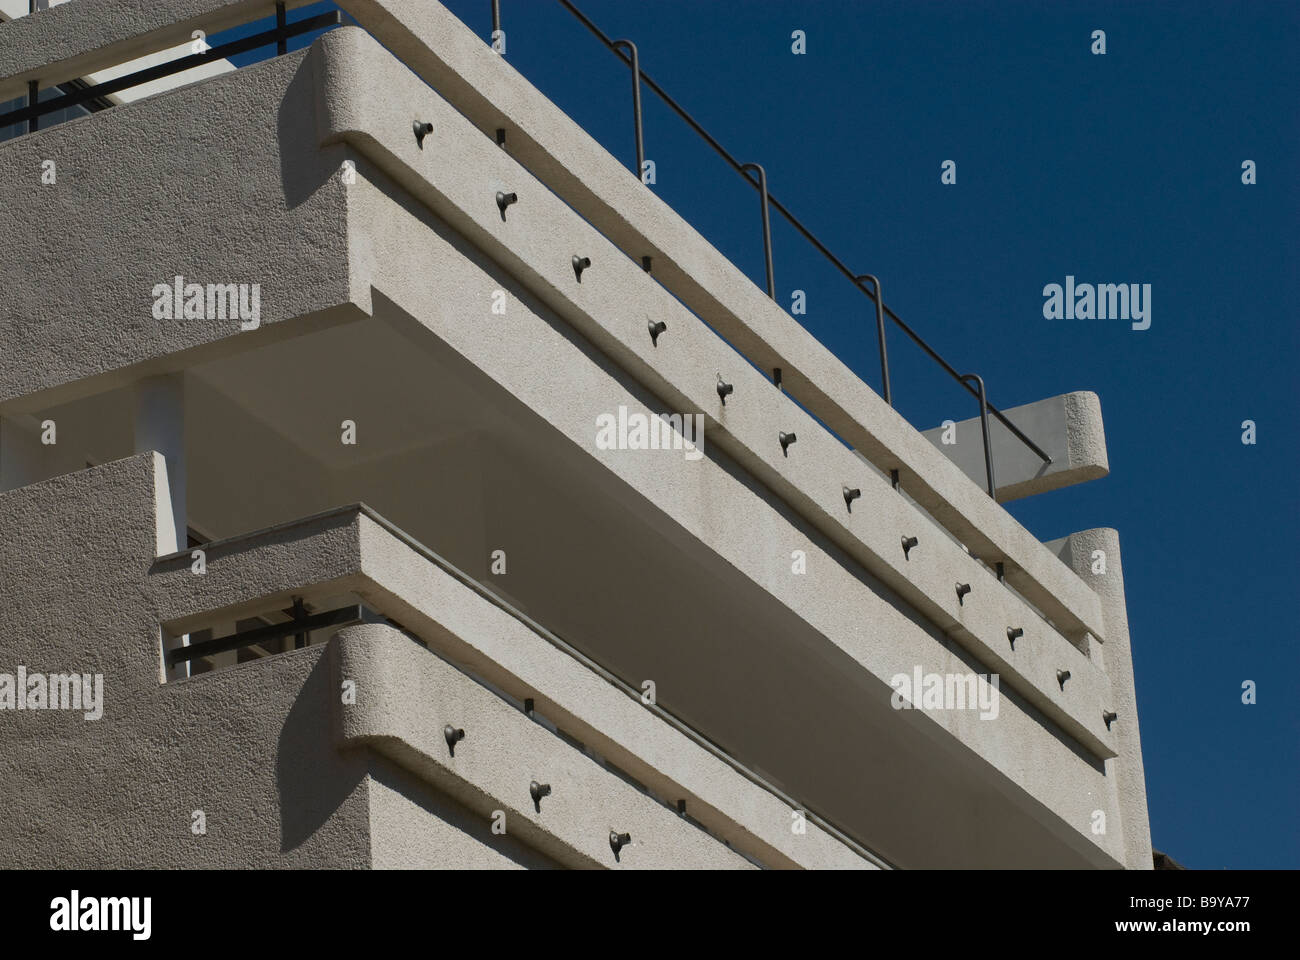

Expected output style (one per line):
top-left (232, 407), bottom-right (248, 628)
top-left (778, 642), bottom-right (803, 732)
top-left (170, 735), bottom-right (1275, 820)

top-left (148, 487), bottom-right (1125, 868)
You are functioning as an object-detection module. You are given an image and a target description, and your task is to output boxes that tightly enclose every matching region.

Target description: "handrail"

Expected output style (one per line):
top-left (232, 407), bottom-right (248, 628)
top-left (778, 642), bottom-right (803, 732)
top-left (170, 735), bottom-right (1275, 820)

top-left (610, 39), bottom-right (644, 178)
top-left (546, 0), bottom-right (1051, 491)
top-left (958, 373), bottom-right (997, 497)
top-left (169, 603), bottom-right (364, 664)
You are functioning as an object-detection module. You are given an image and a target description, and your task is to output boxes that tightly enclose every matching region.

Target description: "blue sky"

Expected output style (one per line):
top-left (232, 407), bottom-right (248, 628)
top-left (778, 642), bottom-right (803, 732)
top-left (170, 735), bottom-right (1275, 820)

top-left (220, 0), bottom-right (1298, 868)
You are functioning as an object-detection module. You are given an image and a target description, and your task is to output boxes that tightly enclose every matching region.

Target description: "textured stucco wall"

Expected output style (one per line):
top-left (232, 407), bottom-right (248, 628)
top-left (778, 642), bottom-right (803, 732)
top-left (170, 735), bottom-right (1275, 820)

top-left (367, 756), bottom-right (561, 869)
top-left (348, 510), bottom-right (875, 870)
top-left (0, 46), bottom-right (357, 413)
top-left (0, 454), bottom-right (373, 867)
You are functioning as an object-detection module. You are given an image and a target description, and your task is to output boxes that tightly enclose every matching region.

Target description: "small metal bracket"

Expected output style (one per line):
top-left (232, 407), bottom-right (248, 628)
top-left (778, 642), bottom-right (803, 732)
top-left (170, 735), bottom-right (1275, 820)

top-left (609, 831), bottom-right (631, 860)
top-left (443, 724), bottom-right (465, 756)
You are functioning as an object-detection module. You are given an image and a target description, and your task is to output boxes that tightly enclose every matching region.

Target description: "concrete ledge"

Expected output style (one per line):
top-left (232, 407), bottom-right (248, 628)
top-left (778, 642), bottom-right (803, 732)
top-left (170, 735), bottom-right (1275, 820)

top-left (923, 391), bottom-right (1109, 502)
top-left (331, 623), bottom-right (755, 869)
top-left (0, 454), bottom-right (375, 867)
top-left (148, 506), bottom-right (367, 631)
top-left (328, 0), bottom-right (1107, 649)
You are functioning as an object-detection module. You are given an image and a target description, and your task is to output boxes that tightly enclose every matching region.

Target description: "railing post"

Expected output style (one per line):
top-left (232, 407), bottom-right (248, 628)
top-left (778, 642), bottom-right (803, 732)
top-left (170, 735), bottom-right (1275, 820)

top-left (276, 2), bottom-right (287, 55)
top-left (612, 40), bottom-right (645, 180)
top-left (741, 163), bottom-right (775, 299)
top-left (553, 0), bottom-right (1052, 473)
top-left (855, 274), bottom-right (892, 407)
top-left (291, 597), bottom-right (308, 649)
top-left (27, 80), bottom-right (38, 133)
top-left (958, 373), bottom-right (997, 499)
top-left (492, 0), bottom-right (501, 38)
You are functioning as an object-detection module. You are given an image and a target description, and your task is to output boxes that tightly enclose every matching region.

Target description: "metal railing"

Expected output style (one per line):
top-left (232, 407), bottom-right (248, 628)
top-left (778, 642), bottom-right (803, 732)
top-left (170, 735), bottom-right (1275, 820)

top-left (168, 601), bottom-right (364, 665)
top-left (504, 0), bottom-right (1054, 498)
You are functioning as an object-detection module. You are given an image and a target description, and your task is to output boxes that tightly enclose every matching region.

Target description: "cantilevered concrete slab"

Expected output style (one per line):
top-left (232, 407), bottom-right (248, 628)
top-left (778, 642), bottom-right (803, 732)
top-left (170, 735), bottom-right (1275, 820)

top-left (922, 391), bottom-right (1109, 502)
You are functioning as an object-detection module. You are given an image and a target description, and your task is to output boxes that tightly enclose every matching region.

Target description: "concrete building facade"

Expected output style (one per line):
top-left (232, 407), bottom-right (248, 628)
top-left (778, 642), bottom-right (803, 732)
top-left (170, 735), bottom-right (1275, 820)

top-left (0, 0), bottom-right (1152, 869)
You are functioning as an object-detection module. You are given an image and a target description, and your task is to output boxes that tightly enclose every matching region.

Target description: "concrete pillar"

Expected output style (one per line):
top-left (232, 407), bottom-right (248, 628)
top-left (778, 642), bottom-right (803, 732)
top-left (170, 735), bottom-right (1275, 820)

top-left (134, 374), bottom-right (186, 553)
top-left (1050, 528), bottom-right (1153, 870)
top-left (135, 375), bottom-right (188, 679)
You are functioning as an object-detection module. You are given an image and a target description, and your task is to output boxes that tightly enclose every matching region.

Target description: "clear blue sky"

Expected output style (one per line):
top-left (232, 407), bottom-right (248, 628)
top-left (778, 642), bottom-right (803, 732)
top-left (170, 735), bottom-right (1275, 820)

top-left (220, 0), bottom-right (1299, 869)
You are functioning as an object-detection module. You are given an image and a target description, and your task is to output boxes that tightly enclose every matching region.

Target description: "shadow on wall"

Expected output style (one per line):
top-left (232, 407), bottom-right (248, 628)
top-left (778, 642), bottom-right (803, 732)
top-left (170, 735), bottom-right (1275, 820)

top-left (279, 45), bottom-right (342, 210)
top-left (276, 650), bottom-right (365, 853)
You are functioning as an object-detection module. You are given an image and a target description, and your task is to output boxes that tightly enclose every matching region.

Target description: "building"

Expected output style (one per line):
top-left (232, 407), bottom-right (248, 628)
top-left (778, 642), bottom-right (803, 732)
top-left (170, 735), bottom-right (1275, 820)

top-left (0, 0), bottom-right (1152, 869)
